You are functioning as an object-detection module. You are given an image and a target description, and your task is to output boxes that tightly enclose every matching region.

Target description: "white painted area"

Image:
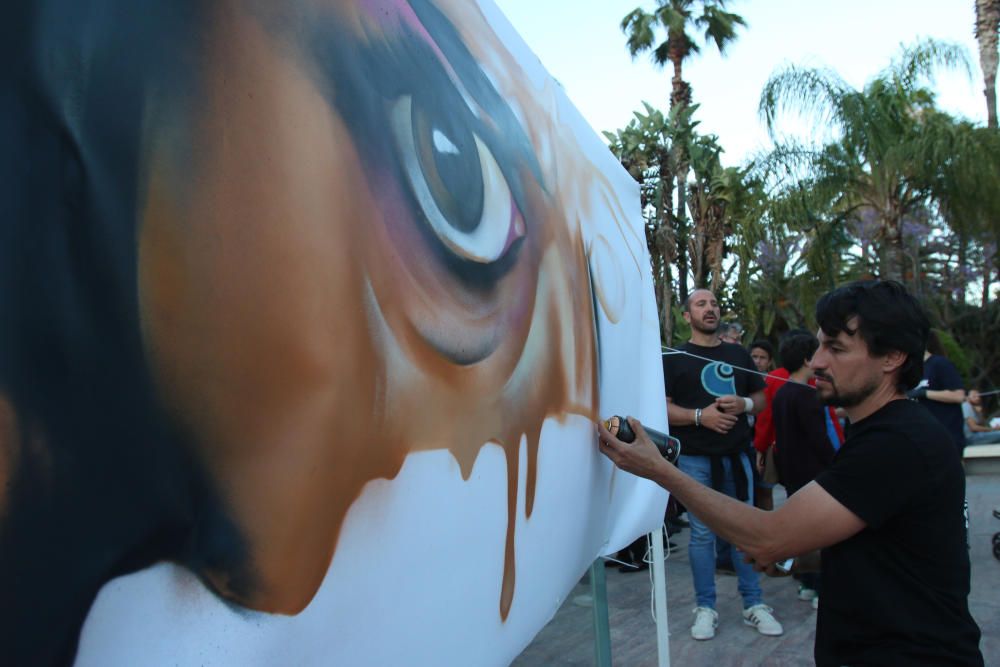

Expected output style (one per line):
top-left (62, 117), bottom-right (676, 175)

top-left (77, 417), bottom-right (663, 665)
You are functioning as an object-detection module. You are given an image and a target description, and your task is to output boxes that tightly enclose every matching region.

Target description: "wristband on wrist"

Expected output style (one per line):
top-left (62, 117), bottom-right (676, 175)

top-left (694, 408), bottom-right (702, 427)
top-left (743, 396), bottom-right (754, 414)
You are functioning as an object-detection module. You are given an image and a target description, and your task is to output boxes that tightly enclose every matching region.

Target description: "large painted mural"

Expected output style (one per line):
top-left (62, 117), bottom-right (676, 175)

top-left (0, 0), bottom-right (668, 664)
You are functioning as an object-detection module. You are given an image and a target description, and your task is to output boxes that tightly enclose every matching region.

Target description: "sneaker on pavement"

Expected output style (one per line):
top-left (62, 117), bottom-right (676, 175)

top-left (797, 585), bottom-right (817, 601)
top-left (691, 606), bottom-right (719, 640)
top-left (743, 604), bottom-right (784, 636)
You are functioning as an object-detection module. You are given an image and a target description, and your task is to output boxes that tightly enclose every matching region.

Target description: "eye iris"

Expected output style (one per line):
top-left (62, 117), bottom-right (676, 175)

top-left (412, 102), bottom-right (485, 234)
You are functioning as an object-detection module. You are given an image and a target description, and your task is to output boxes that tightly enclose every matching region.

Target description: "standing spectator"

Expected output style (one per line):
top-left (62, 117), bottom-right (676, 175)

top-left (749, 340), bottom-right (775, 374)
top-left (908, 330), bottom-right (966, 452)
top-left (662, 289), bottom-right (782, 640)
top-left (718, 321), bottom-right (745, 345)
top-left (963, 390), bottom-right (1000, 446)
top-left (772, 331), bottom-right (836, 606)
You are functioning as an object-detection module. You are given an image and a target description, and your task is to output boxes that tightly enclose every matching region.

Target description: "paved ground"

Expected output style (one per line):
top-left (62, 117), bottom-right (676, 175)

top-left (513, 474), bottom-right (1000, 666)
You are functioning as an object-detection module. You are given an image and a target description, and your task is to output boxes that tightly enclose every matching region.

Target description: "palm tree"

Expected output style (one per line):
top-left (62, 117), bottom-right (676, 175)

top-left (685, 132), bottom-right (748, 293)
top-left (621, 0), bottom-right (745, 298)
top-left (605, 104), bottom-right (680, 342)
top-left (975, 0), bottom-right (1000, 128)
top-left (759, 39), bottom-right (972, 283)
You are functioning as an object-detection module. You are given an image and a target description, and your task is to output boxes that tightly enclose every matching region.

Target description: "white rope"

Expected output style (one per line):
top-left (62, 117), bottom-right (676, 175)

top-left (661, 345), bottom-right (816, 389)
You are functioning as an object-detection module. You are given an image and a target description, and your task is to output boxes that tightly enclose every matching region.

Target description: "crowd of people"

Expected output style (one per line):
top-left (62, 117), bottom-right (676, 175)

top-left (599, 280), bottom-right (986, 666)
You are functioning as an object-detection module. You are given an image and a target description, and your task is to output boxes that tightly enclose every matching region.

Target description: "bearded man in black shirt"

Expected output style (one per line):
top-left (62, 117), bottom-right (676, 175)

top-left (600, 280), bottom-right (983, 666)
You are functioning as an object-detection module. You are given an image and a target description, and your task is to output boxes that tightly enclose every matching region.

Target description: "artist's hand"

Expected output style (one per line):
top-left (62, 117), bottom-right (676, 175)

top-left (700, 403), bottom-right (738, 434)
top-left (715, 394), bottom-right (748, 415)
top-left (597, 417), bottom-right (670, 481)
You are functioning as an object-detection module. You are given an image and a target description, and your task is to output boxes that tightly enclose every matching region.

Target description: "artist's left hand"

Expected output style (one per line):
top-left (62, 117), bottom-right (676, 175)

top-left (597, 417), bottom-right (669, 481)
top-left (715, 394), bottom-right (748, 414)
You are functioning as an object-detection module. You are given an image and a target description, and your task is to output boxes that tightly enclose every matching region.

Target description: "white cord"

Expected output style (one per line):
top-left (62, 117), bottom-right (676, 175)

top-left (662, 346), bottom-right (816, 389)
top-left (647, 524), bottom-right (674, 628)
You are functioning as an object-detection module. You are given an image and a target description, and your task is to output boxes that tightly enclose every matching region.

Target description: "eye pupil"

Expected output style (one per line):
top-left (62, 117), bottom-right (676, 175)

top-left (412, 103), bottom-right (485, 234)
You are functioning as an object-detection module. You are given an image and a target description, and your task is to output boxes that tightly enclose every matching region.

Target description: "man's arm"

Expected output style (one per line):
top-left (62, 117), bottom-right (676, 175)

top-left (598, 418), bottom-right (865, 565)
top-left (926, 388), bottom-right (966, 404)
top-left (666, 397), bottom-right (695, 426)
top-left (966, 414), bottom-right (997, 433)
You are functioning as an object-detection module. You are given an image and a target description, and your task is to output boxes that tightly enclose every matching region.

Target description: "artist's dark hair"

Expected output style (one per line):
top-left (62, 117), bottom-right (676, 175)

top-left (749, 339), bottom-right (774, 358)
top-left (779, 332), bottom-right (818, 374)
top-left (814, 280), bottom-right (929, 391)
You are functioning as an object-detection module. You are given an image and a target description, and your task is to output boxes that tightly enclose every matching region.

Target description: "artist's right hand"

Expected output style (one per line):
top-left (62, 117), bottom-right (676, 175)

top-left (700, 403), bottom-right (737, 434)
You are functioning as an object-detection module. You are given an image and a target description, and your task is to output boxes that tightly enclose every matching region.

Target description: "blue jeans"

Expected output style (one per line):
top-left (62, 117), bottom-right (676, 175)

top-left (966, 431), bottom-right (1000, 446)
top-left (678, 452), bottom-right (763, 609)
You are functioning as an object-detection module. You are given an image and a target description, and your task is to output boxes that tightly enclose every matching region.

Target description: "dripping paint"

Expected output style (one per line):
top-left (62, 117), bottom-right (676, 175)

top-left (0, 0), bottom-right (668, 665)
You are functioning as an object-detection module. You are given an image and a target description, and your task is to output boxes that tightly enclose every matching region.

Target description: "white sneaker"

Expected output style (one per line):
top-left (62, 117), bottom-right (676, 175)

top-left (691, 606), bottom-right (719, 640)
top-left (743, 604), bottom-right (784, 636)
top-left (797, 585), bottom-right (817, 601)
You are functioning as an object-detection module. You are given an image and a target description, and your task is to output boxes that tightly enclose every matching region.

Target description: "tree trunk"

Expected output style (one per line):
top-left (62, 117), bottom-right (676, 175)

top-left (881, 216), bottom-right (905, 283)
top-left (677, 164), bottom-right (701, 292)
top-left (957, 230), bottom-right (969, 306)
top-left (661, 259), bottom-right (674, 345)
top-left (676, 168), bottom-right (690, 301)
top-left (976, 0), bottom-right (1000, 129)
top-left (707, 225), bottom-right (726, 294)
top-left (984, 255), bottom-right (993, 308)
top-left (668, 42), bottom-right (691, 303)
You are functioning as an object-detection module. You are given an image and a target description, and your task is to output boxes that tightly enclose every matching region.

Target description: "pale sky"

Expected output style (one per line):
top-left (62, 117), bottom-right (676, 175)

top-left (492, 0), bottom-right (988, 166)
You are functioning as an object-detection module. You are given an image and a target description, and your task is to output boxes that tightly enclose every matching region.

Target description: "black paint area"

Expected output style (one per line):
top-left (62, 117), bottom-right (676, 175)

top-left (0, 2), bottom-right (252, 665)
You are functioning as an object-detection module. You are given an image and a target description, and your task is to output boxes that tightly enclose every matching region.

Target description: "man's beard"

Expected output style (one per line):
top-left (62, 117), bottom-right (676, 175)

top-left (692, 319), bottom-right (719, 335)
top-left (815, 373), bottom-right (879, 408)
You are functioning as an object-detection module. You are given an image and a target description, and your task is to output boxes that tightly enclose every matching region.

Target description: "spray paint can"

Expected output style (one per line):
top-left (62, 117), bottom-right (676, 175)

top-left (603, 416), bottom-right (681, 463)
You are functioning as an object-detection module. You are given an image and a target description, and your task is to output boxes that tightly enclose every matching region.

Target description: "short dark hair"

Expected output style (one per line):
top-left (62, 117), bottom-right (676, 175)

top-left (682, 288), bottom-right (714, 313)
top-left (926, 329), bottom-right (946, 357)
top-left (814, 280), bottom-right (929, 391)
top-left (749, 339), bottom-right (774, 358)
top-left (779, 332), bottom-right (818, 373)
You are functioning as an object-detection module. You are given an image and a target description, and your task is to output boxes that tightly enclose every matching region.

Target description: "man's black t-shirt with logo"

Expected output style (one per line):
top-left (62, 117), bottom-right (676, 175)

top-left (814, 399), bottom-right (983, 666)
top-left (662, 341), bottom-right (765, 457)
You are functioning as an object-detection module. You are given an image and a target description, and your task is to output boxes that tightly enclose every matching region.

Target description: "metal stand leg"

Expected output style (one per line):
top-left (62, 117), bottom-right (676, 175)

top-left (650, 528), bottom-right (671, 667)
top-left (589, 559), bottom-right (613, 667)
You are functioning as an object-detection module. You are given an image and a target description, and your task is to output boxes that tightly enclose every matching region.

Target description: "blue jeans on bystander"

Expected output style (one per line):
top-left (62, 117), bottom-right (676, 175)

top-left (678, 451), bottom-right (764, 610)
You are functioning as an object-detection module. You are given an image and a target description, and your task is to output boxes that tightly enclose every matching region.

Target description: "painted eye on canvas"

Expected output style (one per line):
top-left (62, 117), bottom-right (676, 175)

top-left (389, 94), bottom-right (524, 265)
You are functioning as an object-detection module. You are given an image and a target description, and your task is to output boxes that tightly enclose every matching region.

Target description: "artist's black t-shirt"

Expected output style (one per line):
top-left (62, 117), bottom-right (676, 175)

top-left (918, 354), bottom-right (966, 451)
top-left (662, 342), bottom-right (765, 456)
top-left (814, 399), bottom-right (983, 667)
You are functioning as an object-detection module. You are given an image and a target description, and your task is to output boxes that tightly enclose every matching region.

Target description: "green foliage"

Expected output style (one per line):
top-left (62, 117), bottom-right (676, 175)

top-left (670, 303), bottom-right (691, 346)
top-left (609, 21), bottom-right (1000, 387)
top-left (757, 39), bottom-right (994, 284)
